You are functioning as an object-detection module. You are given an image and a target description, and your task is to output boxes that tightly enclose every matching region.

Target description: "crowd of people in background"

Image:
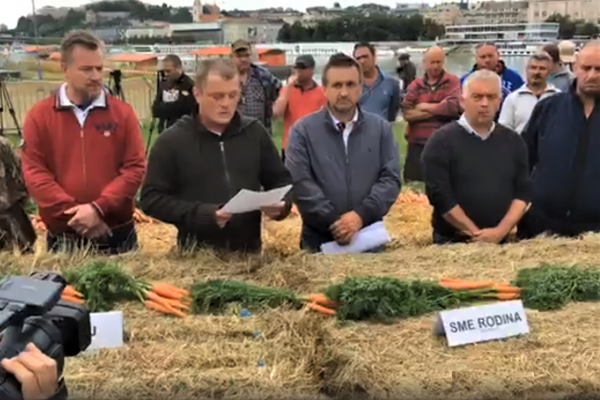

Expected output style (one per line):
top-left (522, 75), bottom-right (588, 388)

top-left (2, 28), bottom-right (596, 258)
top-left (2, 30), bottom-right (595, 400)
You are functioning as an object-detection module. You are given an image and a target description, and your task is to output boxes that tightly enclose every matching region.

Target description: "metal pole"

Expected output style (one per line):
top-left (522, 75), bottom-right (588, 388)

top-left (30, 0), bottom-right (43, 80)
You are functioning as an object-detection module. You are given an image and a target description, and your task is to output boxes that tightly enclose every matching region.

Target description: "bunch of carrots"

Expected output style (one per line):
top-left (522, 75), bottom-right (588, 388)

top-left (61, 285), bottom-right (85, 304)
top-left (304, 293), bottom-right (337, 316)
top-left (440, 278), bottom-right (521, 300)
top-left (138, 281), bottom-right (191, 318)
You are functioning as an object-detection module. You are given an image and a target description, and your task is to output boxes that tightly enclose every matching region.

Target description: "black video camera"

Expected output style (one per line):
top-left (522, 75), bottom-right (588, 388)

top-left (0, 273), bottom-right (92, 399)
top-left (109, 69), bottom-right (122, 82)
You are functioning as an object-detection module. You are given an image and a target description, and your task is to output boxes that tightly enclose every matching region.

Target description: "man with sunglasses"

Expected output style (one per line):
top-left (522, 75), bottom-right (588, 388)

top-left (231, 39), bottom-right (281, 135)
top-left (272, 55), bottom-right (327, 162)
top-left (353, 42), bottom-right (401, 122)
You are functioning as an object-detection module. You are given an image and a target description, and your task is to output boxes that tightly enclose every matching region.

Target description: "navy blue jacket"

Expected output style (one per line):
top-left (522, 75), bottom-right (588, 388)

top-left (522, 83), bottom-right (600, 229)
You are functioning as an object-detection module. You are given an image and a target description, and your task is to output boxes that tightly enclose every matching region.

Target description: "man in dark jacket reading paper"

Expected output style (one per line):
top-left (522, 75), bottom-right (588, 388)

top-left (140, 58), bottom-right (293, 253)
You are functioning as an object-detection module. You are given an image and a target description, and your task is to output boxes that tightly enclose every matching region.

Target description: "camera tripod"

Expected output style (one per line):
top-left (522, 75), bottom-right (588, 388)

top-left (107, 69), bottom-right (126, 102)
top-left (0, 76), bottom-right (22, 138)
top-left (145, 70), bottom-right (166, 158)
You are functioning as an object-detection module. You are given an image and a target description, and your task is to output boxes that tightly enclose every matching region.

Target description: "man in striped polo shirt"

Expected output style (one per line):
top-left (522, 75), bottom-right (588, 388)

top-left (401, 46), bottom-right (462, 183)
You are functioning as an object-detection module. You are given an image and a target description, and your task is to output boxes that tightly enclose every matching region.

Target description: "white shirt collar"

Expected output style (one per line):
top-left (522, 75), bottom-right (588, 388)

top-left (329, 109), bottom-right (359, 129)
top-left (458, 114), bottom-right (495, 140)
top-left (58, 83), bottom-right (106, 109)
top-left (514, 83), bottom-right (559, 95)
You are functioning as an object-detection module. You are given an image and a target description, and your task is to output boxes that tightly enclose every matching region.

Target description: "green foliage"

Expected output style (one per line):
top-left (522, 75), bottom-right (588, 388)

top-left (324, 276), bottom-right (463, 322)
top-left (14, 0), bottom-right (193, 38)
top-left (277, 14), bottom-right (445, 42)
top-left (190, 280), bottom-right (303, 313)
top-left (545, 13), bottom-right (599, 39)
top-left (513, 263), bottom-right (600, 311)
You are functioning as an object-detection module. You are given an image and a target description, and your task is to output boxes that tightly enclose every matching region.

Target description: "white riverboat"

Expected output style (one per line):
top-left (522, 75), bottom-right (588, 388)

top-left (443, 22), bottom-right (559, 56)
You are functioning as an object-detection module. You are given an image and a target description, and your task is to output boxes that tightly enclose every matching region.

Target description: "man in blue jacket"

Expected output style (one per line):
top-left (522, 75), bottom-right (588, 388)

top-left (519, 41), bottom-right (600, 238)
top-left (285, 53), bottom-right (401, 252)
top-left (460, 42), bottom-right (524, 118)
top-left (353, 42), bottom-right (402, 122)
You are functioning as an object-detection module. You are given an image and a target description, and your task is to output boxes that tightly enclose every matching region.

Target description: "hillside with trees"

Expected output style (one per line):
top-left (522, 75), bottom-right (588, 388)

top-left (545, 14), bottom-right (599, 39)
top-left (12, 0), bottom-right (193, 38)
top-left (278, 14), bottom-right (445, 42)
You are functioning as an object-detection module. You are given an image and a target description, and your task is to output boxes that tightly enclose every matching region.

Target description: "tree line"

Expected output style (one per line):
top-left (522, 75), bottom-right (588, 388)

top-left (11, 0), bottom-right (193, 38)
top-left (545, 14), bottom-right (599, 39)
top-left (277, 14), bottom-right (445, 42)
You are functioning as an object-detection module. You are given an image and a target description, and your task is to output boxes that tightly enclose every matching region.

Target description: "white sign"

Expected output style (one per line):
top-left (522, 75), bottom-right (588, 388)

top-left (434, 300), bottom-right (529, 347)
top-left (85, 311), bottom-right (124, 352)
top-left (221, 185), bottom-right (292, 214)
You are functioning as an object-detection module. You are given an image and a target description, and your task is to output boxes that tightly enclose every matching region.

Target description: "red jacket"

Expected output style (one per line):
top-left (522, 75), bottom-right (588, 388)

top-left (21, 90), bottom-right (146, 234)
top-left (401, 71), bottom-right (462, 144)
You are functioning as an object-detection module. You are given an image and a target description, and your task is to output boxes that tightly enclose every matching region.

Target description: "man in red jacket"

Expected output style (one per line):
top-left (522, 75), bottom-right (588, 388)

top-left (21, 30), bottom-right (146, 254)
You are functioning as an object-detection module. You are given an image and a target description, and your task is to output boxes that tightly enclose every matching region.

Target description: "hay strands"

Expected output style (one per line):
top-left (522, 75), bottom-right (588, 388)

top-left (190, 279), bottom-right (304, 314)
top-left (512, 263), bottom-right (600, 311)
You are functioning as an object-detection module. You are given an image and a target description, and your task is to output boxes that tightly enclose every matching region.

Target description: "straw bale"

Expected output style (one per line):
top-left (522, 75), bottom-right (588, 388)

top-left (262, 200), bottom-right (433, 257)
top-left (8, 202), bottom-right (600, 399)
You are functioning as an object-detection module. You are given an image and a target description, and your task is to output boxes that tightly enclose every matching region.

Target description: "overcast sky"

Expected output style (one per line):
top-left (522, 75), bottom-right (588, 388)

top-left (3, 0), bottom-right (418, 30)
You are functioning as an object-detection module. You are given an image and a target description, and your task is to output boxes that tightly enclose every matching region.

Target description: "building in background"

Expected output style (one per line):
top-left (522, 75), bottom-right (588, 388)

top-left (221, 18), bottom-right (283, 44)
top-left (527, 0), bottom-right (600, 23)
top-left (462, 1), bottom-right (528, 25)
top-left (169, 22), bottom-right (222, 43)
top-left (125, 26), bottom-right (170, 39)
top-left (422, 3), bottom-right (464, 26)
top-left (445, 21), bottom-right (559, 42)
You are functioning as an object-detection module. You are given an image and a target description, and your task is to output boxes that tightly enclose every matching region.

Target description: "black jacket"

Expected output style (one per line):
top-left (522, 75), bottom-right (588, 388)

top-left (151, 73), bottom-right (197, 131)
top-left (140, 113), bottom-right (293, 253)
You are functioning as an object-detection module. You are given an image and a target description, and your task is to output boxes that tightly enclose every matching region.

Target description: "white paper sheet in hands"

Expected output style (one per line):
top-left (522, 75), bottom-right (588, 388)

top-left (320, 221), bottom-right (391, 254)
top-left (220, 185), bottom-right (292, 214)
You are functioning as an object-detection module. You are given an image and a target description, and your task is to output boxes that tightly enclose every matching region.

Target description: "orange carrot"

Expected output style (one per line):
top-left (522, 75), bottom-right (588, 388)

top-left (63, 285), bottom-right (84, 298)
top-left (146, 291), bottom-right (176, 307)
top-left (61, 295), bottom-right (84, 304)
top-left (145, 300), bottom-right (186, 318)
top-left (483, 292), bottom-right (520, 300)
top-left (491, 285), bottom-right (521, 294)
top-left (150, 285), bottom-right (188, 301)
top-left (162, 298), bottom-right (190, 311)
top-left (440, 281), bottom-right (494, 290)
top-left (306, 293), bottom-right (336, 308)
top-left (152, 283), bottom-right (189, 295)
top-left (306, 302), bottom-right (336, 316)
top-left (494, 292), bottom-right (520, 300)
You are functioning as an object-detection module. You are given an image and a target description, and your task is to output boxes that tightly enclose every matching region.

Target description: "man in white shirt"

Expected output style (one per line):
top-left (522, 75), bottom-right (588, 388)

top-left (499, 52), bottom-right (560, 133)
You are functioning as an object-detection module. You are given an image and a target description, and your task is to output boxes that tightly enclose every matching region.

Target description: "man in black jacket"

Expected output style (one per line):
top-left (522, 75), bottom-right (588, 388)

top-left (140, 58), bottom-right (293, 253)
top-left (151, 54), bottom-right (197, 132)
